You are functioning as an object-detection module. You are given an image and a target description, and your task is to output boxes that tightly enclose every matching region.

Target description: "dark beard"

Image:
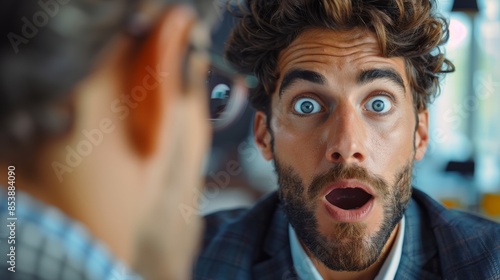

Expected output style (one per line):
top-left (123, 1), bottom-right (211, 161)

top-left (275, 159), bottom-right (413, 272)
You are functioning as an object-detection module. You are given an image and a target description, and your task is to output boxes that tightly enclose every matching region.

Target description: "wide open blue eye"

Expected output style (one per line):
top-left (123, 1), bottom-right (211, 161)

top-left (365, 96), bottom-right (392, 113)
top-left (294, 98), bottom-right (321, 115)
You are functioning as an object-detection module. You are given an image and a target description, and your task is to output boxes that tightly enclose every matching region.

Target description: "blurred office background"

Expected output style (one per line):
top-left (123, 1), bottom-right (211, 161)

top-left (202, 0), bottom-right (500, 221)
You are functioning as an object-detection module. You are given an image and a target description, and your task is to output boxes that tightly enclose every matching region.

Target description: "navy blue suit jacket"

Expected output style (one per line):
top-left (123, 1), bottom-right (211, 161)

top-left (194, 188), bottom-right (500, 280)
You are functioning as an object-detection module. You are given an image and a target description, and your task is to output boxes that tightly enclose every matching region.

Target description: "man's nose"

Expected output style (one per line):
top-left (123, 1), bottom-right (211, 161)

top-left (325, 105), bottom-right (367, 164)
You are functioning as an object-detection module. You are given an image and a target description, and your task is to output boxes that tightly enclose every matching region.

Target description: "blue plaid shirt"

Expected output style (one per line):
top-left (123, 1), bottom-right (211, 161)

top-left (0, 188), bottom-right (140, 280)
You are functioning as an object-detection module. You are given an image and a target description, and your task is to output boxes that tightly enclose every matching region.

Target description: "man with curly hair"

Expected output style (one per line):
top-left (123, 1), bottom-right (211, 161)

top-left (194, 0), bottom-right (500, 279)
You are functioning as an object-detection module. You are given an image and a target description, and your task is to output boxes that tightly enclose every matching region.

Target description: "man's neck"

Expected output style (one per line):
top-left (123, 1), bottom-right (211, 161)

top-left (305, 223), bottom-right (400, 280)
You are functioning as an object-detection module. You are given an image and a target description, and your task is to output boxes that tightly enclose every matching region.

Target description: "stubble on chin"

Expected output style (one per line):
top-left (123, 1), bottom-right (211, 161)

top-left (274, 156), bottom-right (413, 271)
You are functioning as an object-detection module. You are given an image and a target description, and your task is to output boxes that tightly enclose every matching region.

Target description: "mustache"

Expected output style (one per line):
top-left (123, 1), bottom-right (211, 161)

top-left (307, 164), bottom-right (390, 200)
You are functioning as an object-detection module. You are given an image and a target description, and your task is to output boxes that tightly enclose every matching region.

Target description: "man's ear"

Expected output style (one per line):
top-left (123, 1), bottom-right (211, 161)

top-left (414, 110), bottom-right (429, 161)
top-left (254, 111), bottom-right (273, 161)
top-left (126, 6), bottom-right (196, 158)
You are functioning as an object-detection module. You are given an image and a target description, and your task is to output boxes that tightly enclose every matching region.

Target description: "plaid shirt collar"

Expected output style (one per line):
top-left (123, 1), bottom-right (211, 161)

top-left (0, 188), bottom-right (140, 280)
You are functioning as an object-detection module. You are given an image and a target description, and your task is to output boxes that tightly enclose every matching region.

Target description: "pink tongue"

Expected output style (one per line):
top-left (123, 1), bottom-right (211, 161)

top-left (326, 188), bottom-right (372, 210)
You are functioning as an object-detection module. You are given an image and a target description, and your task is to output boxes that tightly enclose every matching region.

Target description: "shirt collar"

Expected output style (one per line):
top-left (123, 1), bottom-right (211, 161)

top-left (0, 188), bottom-right (139, 280)
top-left (289, 216), bottom-right (406, 280)
top-left (375, 215), bottom-right (405, 280)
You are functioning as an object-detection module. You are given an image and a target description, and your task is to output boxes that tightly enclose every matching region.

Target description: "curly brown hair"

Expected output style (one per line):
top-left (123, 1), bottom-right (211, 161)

top-left (225, 0), bottom-right (455, 114)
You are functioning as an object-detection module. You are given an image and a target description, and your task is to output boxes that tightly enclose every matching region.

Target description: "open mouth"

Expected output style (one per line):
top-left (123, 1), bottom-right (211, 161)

top-left (325, 188), bottom-right (373, 210)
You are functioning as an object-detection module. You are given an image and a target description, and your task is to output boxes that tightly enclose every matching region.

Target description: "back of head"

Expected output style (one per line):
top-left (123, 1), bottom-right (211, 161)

top-left (1, 1), bottom-right (214, 279)
top-left (0, 0), bottom-right (212, 170)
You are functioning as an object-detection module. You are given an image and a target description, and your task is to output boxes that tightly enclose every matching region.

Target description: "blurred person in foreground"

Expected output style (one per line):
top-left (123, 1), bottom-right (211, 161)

top-left (0, 0), bottom-right (218, 279)
top-left (194, 0), bottom-right (500, 279)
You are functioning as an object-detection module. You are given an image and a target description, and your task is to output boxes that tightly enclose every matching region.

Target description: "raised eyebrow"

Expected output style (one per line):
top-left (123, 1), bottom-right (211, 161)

top-left (279, 69), bottom-right (326, 98)
top-left (357, 68), bottom-right (406, 96)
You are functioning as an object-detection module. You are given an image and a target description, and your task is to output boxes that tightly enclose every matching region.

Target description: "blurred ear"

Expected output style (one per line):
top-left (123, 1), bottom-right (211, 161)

top-left (414, 110), bottom-right (429, 161)
top-left (125, 6), bottom-right (196, 158)
top-left (254, 111), bottom-right (273, 161)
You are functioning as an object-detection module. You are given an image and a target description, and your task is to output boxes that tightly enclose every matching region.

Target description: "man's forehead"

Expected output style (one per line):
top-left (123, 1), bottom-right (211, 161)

top-left (293, 28), bottom-right (379, 48)
top-left (278, 29), bottom-right (380, 76)
top-left (276, 28), bottom-right (408, 87)
top-left (279, 28), bottom-right (380, 61)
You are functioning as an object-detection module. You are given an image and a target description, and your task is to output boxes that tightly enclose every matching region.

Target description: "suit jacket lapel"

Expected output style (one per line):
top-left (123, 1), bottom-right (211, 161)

top-left (396, 192), bottom-right (442, 279)
top-left (252, 203), bottom-right (298, 280)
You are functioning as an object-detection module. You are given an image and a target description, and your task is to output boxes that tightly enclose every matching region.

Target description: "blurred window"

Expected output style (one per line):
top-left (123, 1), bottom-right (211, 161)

top-left (416, 0), bottom-right (500, 204)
